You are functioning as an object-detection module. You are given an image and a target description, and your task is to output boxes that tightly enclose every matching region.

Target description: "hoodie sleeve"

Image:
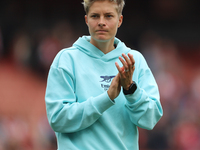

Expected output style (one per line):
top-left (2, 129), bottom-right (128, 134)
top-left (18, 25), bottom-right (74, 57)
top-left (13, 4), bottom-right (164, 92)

top-left (45, 51), bottom-right (114, 133)
top-left (124, 52), bottom-right (163, 130)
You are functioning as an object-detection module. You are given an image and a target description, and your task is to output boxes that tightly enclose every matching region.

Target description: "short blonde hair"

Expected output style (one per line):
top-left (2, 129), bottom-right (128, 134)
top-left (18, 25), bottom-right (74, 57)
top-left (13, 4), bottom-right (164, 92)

top-left (82, 0), bottom-right (125, 15)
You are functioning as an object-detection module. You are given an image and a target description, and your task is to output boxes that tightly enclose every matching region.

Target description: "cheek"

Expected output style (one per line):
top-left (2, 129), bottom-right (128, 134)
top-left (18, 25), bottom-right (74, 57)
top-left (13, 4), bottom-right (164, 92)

top-left (87, 22), bottom-right (96, 35)
top-left (88, 23), bottom-right (96, 33)
top-left (109, 22), bottom-right (119, 31)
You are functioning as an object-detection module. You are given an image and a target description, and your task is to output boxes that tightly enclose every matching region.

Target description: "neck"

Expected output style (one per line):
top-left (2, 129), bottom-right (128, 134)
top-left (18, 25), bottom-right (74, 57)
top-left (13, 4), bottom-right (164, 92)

top-left (90, 38), bottom-right (115, 54)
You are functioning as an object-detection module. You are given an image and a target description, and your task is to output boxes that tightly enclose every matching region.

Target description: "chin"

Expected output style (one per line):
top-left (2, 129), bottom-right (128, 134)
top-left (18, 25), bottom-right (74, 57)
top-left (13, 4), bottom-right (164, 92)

top-left (93, 35), bottom-right (114, 42)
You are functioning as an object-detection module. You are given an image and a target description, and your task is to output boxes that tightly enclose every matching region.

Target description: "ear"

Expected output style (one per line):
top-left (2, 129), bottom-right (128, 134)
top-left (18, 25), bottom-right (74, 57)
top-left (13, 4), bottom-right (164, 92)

top-left (118, 15), bottom-right (123, 28)
top-left (85, 15), bottom-right (88, 26)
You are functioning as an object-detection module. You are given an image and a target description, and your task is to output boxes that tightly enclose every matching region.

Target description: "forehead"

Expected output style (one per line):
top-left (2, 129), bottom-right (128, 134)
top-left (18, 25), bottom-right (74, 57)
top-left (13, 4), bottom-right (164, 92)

top-left (88, 1), bottom-right (118, 14)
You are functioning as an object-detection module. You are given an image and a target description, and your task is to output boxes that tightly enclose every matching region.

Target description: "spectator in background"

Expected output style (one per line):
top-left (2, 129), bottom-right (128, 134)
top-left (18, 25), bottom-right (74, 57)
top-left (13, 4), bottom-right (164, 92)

top-left (45, 0), bottom-right (163, 149)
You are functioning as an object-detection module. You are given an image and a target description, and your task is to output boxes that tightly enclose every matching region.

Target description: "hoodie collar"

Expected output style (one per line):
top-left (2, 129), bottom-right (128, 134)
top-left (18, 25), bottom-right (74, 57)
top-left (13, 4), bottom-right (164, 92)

top-left (73, 36), bottom-right (130, 61)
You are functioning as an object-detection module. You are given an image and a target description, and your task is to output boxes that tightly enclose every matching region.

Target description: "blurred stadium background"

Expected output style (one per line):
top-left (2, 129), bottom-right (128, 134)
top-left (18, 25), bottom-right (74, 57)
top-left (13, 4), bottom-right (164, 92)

top-left (0, 0), bottom-right (200, 149)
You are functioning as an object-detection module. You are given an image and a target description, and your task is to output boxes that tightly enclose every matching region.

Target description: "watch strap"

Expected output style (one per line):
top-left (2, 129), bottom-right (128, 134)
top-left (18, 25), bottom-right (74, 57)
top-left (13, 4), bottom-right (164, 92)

top-left (123, 81), bottom-right (137, 95)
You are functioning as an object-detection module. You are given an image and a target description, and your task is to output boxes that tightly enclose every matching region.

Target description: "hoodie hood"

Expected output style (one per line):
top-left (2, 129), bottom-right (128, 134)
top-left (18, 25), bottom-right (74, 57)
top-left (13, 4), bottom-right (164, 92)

top-left (73, 36), bottom-right (131, 61)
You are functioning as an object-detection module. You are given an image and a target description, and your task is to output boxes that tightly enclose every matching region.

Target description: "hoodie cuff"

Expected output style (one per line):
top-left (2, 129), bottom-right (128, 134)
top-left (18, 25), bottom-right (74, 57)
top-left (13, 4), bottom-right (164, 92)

top-left (92, 92), bottom-right (115, 114)
top-left (125, 83), bottom-right (142, 104)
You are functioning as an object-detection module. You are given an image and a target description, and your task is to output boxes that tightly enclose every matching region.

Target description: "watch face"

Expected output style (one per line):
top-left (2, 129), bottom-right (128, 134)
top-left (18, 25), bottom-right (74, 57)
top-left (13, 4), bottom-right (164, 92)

top-left (130, 82), bottom-right (137, 93)
top-left (123, 82), bottom-right (137, 95)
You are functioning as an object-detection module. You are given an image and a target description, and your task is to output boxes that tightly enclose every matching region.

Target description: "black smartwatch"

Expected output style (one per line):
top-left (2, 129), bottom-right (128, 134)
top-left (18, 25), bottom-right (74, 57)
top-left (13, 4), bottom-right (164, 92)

top-left (123, 81), bottom-right (137, 95)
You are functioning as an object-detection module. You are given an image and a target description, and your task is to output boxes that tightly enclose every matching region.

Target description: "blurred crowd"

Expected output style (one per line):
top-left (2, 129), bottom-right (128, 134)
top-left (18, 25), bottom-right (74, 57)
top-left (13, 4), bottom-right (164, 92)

top-left (0, 19), bottom-right (78, 77)
top-left (139, 31), bottom-right (200, 150)
top-left (0, 19), bottom-right (77, 149)
top-left (0, 116), bottom-right (56, 150)
top-left (1, 0), bottom-right (200, 150)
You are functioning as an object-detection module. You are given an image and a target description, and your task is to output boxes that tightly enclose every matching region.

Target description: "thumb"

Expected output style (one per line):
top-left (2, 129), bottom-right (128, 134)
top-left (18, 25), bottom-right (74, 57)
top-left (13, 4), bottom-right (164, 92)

top-left (114, 73), bottom-right (121, 90)
top-left (113, 73), bottom-right (120, 83)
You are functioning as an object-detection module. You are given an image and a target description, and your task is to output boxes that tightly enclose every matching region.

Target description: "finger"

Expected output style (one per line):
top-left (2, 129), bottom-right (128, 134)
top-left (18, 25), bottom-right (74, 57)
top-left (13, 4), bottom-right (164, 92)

top-left (122, 53), bottom-right (132, 67)
top-left (115, 73), bottom-right (122, 90)
top-left (115, 62), bottom-right (123, 74)
top-left (122, 53), bottom-right (134, 72)
top-left (115, 72), bottom-right (120, 82)
top-left (128, 53), bottom-right (135, 66)
top-left (119, 56), bottom-right (128, 72)
top-left (115, 62), bottom-right (126, 78)
top-left (112, 72), bottom-right (120, 84)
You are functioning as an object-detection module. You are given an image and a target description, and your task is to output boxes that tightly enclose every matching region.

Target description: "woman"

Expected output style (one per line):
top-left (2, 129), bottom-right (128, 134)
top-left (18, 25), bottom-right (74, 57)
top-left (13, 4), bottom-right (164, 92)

top-left (45, 0), bottom-right (163, 149)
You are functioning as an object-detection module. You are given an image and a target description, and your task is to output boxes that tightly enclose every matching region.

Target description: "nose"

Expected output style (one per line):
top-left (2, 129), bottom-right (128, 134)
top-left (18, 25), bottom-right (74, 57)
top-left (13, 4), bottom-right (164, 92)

top-left (98, 17), bottom-right (106, 27)
top-left (98, 23), bottom-right (104, 27)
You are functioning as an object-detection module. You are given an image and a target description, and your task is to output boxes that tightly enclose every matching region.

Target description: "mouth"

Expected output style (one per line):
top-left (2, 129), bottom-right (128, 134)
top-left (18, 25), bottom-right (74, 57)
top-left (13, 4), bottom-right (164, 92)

top-left (96, 30), bottom-right (108, 33)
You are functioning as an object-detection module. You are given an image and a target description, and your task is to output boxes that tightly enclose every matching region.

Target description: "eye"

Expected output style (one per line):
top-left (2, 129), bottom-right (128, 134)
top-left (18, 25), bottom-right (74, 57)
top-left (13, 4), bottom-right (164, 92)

top-left (105, 14), bottom-right (113, 19)
top-left (91, 14), bottom-right (99, 18)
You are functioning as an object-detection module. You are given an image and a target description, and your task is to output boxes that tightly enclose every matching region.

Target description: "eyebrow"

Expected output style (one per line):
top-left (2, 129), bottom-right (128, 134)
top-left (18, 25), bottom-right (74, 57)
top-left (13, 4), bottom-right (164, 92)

top-left (105, 12), bottom-right (114, 15)
top-left (90, 12), bottom-right (115, 15)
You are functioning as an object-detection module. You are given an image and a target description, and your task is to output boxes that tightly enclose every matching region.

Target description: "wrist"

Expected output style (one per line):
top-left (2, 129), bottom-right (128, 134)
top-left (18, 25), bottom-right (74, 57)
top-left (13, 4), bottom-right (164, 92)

top-left (123, 81), bottom-right (137, 95)
top-left (107, 90), bottom-right (115, 101)
top-left (124, 81), bottom-right (134, 90)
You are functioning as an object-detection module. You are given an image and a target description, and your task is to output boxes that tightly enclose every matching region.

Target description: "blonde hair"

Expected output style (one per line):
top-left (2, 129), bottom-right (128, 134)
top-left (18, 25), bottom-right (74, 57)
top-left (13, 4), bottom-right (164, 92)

top-left (82, 0), bottom-right (125, 15)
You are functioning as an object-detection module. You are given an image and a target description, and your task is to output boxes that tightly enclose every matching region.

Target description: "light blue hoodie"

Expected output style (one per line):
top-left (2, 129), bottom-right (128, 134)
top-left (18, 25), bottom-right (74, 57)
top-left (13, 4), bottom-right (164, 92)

top-left (45, 36), bottom-right (163, 150)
